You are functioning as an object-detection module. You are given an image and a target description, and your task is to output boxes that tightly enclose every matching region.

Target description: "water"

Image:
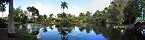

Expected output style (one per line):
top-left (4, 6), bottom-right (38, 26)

top-left (38, 26), bottom-right (107, 40)
top-left (22, 23), bottom-right (140, 40)
top-left (141, 29), bottom-right (145, 36)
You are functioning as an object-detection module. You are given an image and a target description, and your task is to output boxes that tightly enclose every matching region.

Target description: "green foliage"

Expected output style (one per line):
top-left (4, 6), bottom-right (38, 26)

top-left (0, 17), bottom-right (5, 23)
top-left (13, 7), bottom-right (29, 25)
top-left (123, 0), bottom-right (145, 24)
top-left (60, 1), bottom-right (68, 10)
top-left (0, 0), bottom-right (7, 18)
top-left (4, 0), bottom-right (145, 28)
top-left (27, 6), bottom-right (39, 17)
top-left (44, 14), bottom-right (47, 19)
top-left (0, 0), bottom-right (9, 4)
top-left (108, 7), bottom-right (120, 24)
top-left (0, 3), bottom-right (6, 12)
top-left (0, 18), bottom-right (7, 28)
top-left (16, 29), bottom-right (37, 40)
top-left (86, 11), bottom-right (92, 16)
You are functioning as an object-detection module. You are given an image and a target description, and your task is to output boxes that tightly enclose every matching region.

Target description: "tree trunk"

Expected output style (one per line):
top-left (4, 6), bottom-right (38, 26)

top-left (8, 0), bottom-right (15, 33)
top-left (63, 8), bottom-right (64, 13)
top-left (2, 12), bottom-right (3, 18)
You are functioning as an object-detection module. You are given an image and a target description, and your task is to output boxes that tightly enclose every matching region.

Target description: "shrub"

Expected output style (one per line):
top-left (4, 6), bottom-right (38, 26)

top-left (16, 29), bottom-right (37, 40)
top-left (0, 18), bottom-right (7, 28)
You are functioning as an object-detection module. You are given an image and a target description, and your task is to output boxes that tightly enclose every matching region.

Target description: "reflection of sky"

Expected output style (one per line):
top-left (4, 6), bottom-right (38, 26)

top-left (40, 27), bottom-right (61, 40)
top-left (68, 27), bottom-right (107, 40)
top-left (39, 27), bottom-right (107, 40)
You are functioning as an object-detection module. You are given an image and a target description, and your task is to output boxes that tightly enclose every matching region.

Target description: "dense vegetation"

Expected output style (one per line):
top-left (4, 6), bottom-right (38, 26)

top-left (0, 0), bottom-right (145, 40)
top-left (0, 0), bottom-right (145, 28)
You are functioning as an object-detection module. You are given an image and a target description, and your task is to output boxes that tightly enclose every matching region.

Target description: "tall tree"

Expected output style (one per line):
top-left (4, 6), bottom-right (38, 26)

top-left (60, 1), bottom-right (68, 13)
top-left (123, 0), bottom-right (145, 24)
top-left (112, 0), bottom-right (130, 24)
top-left (86, 11), bottom-right (92, 16)
top-left (27, 6), bottom-right (39, 17)
top-left (14, 7), bottom-right (23, 22)
top-left (107, 6), bottom-right (120, 24)
top-left (27, 6), bottom-right (39, 22)
top-left (0, 0), bottom-right (15, 34)
top-left (8, 0), bottom-right (15, 34)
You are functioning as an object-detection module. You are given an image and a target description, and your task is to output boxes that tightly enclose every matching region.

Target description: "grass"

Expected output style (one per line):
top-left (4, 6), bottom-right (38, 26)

top-left (16, 29), bottom-right (37, 40)
top-left (113, 25), bottom-right (128, 30)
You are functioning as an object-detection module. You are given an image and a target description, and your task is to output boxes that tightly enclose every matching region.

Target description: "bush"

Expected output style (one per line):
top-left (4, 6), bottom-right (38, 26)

top-left (0, 18), bottom-right (7, 28)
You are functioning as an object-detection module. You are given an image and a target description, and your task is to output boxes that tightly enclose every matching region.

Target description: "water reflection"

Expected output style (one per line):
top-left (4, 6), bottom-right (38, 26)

top-left (22, 23), bottom-right (139, 40)
top-left (37, 25), bottom-right (107, 40)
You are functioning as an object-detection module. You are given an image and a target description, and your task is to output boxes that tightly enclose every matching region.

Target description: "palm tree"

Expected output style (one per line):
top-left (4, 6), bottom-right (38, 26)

top-left (0, 0), bottom-right (15, 34)
top-left (60, 1), bottom-right (68, 13)
top-left (8, 0), bottom-right (15, 34)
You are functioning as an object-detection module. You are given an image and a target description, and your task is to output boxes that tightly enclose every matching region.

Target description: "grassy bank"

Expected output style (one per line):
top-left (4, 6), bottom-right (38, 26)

top-left (16, 29), bottom-right (37, 40)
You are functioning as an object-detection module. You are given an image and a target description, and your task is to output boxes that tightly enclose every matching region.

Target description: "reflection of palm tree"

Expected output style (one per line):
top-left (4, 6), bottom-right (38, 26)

top-left (57, 27), bottom-right (74, 40)
top-left (61, 30), bottom-right (68, 40)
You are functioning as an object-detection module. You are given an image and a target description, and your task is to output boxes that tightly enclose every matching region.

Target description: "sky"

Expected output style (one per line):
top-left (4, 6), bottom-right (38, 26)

top-left (0, 0), bottom-right (112, 17)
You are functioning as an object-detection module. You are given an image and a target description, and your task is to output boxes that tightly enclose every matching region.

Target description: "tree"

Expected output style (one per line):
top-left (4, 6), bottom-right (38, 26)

top-left (27, 6), bottom-right (39, 22)
top-left (78, 12), bottom-right (87, 22)
top-left (49, 14), bottom-right (53, 18)
top-left (93, 10), bottom-right (100, 17)
top-left (38, 15), bottom-right (43, 23)
top-left (108, 7), bottom-right (120, 24)
top-left (21, 10), bottom-right (28, 24)
top-left (43, 14), bottom-right (47, 19)
top-left (27, 6), bottom-right (39, 16)
top-left (8, 0), bottom-right (15, 34)
top-left (13, 7), bottom-right (22, 22)
top-left (0, 3), bottom-right (6, 18)
top-left (60, 1), bottom-right (68, 13)
top-left (79, 12), bottom-right (85, 17)
top-left (0, 0), bottom-right (15, 34)
top-left (111, 0), bottom-right (130, 24)
top-left (86, 11), bottom-right (92, 16)
top-left (123, 0), bottom-right (145, 24)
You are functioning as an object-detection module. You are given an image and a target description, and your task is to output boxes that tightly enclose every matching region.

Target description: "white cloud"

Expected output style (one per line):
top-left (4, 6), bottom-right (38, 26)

top-left (30, 2), bottom-right (82, 16)
top-left (89, 0), bottom-right (111, 12)
top-left (29, 2), bottom-right (57, 17)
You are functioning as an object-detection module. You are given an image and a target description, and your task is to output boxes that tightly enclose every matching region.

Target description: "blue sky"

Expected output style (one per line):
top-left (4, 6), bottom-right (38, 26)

top-left (0, 0), bottom-right (112, 17)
